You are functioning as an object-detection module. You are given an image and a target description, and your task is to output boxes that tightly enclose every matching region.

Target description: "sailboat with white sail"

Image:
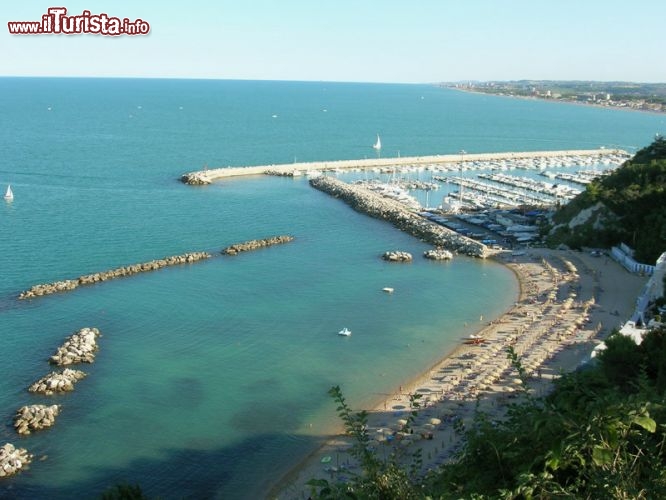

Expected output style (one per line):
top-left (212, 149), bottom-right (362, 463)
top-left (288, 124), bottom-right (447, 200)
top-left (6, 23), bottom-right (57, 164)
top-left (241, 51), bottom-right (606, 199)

top-left (4, 184), bottom-right (13, 201)
top-left (372, 134), bottom-right (381, 150)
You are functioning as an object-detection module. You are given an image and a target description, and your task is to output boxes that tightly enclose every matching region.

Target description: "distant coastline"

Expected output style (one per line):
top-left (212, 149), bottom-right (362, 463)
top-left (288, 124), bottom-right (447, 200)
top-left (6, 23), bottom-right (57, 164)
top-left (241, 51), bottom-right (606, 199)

top-left (444, 81), bottom-right (666, 115)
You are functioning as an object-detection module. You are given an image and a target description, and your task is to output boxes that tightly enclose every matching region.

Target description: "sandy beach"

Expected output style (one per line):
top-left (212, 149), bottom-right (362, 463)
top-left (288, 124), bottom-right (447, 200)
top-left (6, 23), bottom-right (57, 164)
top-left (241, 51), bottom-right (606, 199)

top-left (269, 247), bottom-right (647, 499)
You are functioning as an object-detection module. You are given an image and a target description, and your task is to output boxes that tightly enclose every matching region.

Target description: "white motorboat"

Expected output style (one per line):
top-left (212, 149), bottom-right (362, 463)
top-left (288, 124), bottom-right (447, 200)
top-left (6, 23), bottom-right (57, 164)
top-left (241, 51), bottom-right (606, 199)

top-left (338, 327), bottom-right (352, 336)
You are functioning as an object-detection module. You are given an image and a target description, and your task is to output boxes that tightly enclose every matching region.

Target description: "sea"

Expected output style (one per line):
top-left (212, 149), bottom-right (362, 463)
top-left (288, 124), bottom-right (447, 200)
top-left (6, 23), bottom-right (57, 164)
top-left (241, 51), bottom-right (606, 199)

top-left (0, 78), bottom-right (664, 499)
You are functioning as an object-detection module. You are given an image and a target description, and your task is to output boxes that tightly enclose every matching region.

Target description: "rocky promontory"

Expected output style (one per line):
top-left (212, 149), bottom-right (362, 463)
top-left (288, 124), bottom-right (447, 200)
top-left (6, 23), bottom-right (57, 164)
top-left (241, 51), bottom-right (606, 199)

top-left (0, 443), bottom-right (32, 478)
top-left (28, 368), bottom-right (88, 395)
top-left (382, 251), bottom-right (413, 262)
top-left (14, 405), bottom-right (60, 435)
top-left (19, 251), bottom-right (211, 299)
top-left (49, 327), bottom-right (101, 366)
top-left (309, 176), bottom-right (491, 258)
top-left (222, 235), bottom-right (295, 255)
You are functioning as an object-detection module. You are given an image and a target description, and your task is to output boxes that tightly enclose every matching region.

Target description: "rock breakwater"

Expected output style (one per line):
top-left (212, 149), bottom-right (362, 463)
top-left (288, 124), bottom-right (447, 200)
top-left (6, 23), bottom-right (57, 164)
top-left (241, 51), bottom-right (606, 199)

top-left (382, 251), bottom-right (413, 262)
top-left (424, 248), bottom-right (454, 260)
top-left (14, 405), bottom-right (60, 435)
top-left (28, 368), bottom-right (88, 395)
top-left (222, 235), bottom-right (295, 255)
top-left (264, 169), bottom-right (300, 177)
top-left (180, 172), bottom-right (211, 185)
top-left (0, 443), bottom-right (32, 478)
top-left (49, 327), bottom-right (101, 366)
top-left (19, 251), bottom-right (211, 299)
top-left (309, 176), bottom-right (491, 258)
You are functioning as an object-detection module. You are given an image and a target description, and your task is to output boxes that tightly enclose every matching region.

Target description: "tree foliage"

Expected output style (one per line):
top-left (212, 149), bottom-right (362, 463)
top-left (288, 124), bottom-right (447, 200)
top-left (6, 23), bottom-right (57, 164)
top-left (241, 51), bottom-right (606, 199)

top-left (549, 137), bottom-right (666, 262)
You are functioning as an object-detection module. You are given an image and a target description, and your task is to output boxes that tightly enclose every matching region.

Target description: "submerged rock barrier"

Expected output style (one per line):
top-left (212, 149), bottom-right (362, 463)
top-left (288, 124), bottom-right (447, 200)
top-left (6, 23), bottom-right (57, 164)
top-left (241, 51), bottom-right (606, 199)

top-left (49, 327), bottom-right (101, 366)
top-left (382, 251), bottom-right (413, 262)
top-left (0, 443), bottom-right (32, 478)
top-left (424, 248), bottom-right (454, 260)
top-left (309, 176), bottom-right (491, 258)
top-left (19, 251), bottom-right (211, 299)
top-left (14, 405), bottom-right (60, 435)
top-left (28, 368), bottom-right (87, 395)
top-left (222, 235), bottom-right (295, 255)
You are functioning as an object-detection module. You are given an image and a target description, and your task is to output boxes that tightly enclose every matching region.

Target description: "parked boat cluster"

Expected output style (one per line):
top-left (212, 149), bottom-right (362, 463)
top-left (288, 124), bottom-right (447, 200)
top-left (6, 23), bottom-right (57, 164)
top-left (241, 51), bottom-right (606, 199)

top-left (414, 150), bottom-right (628, 174)
top-left (222, 235), bottom-right (295, 255)
top-left (18, 252), bottom-right (212, 299)
top-left (0, 443), bottom-right (32, 478)
top-left (309, 176), bottom-right (492, 258)
top-left (434, 173), bottom-right (580, 209)
top-left (540, 169), bottom-right (609, 186)
top-left (382, 251), bottom-right (413, 262)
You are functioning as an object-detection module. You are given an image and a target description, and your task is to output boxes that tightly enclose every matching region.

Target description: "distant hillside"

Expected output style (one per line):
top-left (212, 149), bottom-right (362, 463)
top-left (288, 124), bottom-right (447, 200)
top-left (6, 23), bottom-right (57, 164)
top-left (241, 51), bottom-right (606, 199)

top-left (548, 137), bottom-right (666, 263)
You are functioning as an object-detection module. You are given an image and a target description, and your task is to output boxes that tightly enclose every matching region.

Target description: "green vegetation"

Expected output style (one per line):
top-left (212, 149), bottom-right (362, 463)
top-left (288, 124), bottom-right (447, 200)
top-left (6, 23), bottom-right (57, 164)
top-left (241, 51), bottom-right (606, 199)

top-left (547, 137), bottom-right (666, 263)
top-left (100, 483), bottom-right (148, 500)
top-left (309, 326), bottom-right (666, 499)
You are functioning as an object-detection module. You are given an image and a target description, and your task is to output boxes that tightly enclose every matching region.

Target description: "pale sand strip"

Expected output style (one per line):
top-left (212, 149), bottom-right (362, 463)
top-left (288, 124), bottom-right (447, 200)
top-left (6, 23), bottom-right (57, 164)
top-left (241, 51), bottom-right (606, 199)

top-left (269, 248), bottom-right (647, 499)
top-left (186, 148), bottom-right (625, 182)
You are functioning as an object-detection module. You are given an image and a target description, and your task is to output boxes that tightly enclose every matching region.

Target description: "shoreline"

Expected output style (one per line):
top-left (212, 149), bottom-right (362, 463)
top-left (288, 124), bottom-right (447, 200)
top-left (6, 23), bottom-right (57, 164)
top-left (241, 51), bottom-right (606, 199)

top-left (268, 247), bottom-right (647, 499)
top-left (448, 86), bottom-right (665, 117)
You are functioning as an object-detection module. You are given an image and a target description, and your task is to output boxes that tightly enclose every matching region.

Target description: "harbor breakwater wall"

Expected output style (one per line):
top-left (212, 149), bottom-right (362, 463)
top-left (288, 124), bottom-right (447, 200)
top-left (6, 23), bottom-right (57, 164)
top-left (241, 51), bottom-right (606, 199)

top-left (18, 236), bottom-right (296, 301)
top-left (180, 148), bottom-right (627, 185)
top-left (309, 176), bottom-right (491, 258)
top-left (222, 235), bottom-right (294, 255)
top-left (18, 252), bottom-right (212, 300)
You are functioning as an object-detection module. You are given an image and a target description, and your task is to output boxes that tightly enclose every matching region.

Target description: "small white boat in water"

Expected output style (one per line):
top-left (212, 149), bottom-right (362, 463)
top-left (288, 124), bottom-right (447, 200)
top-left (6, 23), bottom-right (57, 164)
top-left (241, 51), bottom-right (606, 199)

top-left (382, 287), bottom-right (394, 293)
top-left (372, 134), bottom-right (381, 150)
top-left (4, 184), bottom-right (13, 201)
top-left (338, 327), bottom-right (352, 336)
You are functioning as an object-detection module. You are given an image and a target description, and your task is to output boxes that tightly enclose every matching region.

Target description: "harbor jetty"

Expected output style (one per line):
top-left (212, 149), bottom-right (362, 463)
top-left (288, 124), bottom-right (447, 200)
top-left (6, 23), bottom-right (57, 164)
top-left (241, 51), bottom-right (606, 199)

top-left (309, 176), bottom-right (492, 258)
top-left (18, 251), bottom-right (211, 300)
top-left (180, 148), bottom-right (627, 185)
top-left (222, 235), bottom-right (294, 255)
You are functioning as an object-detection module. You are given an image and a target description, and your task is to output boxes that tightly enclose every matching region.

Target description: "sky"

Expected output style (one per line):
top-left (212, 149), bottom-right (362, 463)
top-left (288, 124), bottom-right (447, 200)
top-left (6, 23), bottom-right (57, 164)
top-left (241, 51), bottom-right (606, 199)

top-left (2, 0), bottom-right (666, 83)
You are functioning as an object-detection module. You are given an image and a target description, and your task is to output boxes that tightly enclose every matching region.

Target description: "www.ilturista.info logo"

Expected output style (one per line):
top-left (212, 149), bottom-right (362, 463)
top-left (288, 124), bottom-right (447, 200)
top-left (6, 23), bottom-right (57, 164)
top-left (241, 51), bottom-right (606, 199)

top-left (7, 7), bottom-right (150, 36)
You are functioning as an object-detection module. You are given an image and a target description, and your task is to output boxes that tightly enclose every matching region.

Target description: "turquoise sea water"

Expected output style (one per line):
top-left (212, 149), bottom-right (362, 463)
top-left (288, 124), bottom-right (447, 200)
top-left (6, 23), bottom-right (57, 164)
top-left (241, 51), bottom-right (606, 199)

top-left (0, 78), bottom-right (664, 499)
